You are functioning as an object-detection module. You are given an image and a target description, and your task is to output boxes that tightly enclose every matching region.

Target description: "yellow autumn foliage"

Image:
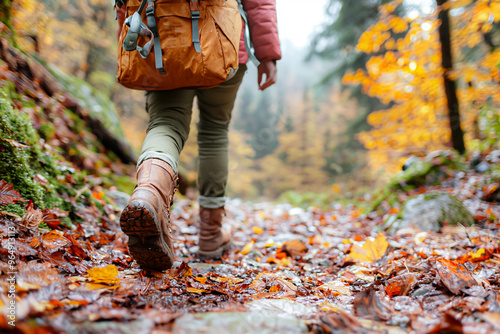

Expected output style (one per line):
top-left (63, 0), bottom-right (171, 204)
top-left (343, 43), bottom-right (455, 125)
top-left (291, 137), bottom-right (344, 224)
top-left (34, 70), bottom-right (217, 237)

top-left (350, 233), bottom-right (389, 263)
top-left (344, 0), bottom-right (500, 174)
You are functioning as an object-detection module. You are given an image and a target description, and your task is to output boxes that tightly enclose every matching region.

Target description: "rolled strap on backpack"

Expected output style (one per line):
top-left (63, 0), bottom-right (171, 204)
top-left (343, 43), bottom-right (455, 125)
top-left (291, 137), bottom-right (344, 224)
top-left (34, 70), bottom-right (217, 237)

top-left (190, 0), bottom-right (202, 53)
top-left (122, 0), bottom-right (165, 75)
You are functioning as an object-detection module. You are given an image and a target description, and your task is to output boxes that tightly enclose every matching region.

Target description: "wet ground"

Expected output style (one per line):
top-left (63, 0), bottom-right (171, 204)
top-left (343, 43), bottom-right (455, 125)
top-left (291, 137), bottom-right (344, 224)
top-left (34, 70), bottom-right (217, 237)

top-left (1, 175), bottom-right (500, 333)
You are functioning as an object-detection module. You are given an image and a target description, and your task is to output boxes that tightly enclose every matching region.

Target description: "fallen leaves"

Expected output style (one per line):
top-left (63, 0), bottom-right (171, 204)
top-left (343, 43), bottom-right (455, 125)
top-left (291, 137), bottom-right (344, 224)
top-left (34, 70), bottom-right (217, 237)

top-left (385, 273), bottom-right (417, 298)
top-left (240, 240), bottom-right (254, 255)
top-left (436, 259), bottom-right (477, 294)
top-left (350, 233), bottom-right (389, 263)
top-left (21, 201), bottom-right (43, 229)
top-left (39, 230), bottom-right (70, 252)
top-left (249, 272), bottom-right (297, 298)
top-left (279, 239), bottom-right (308, 258)
top-left (176, 261), bottom-right (193, 277)
top-left (354, 286), bottom-right (391, 321)
top-left (42, 208), bottom-right (69, 229)
top-left (318, 280), bottom-right (352, 296)
top-left (0, 179), bottom-right (27, 205)
top-left (86, 265), bottom-right (121, 290)
top-left (1, 166), bottom-right (499, 333)
top-left (252, 226), bottom-right (263, 234)
top-left (186, 287), bottom-right (206, 294)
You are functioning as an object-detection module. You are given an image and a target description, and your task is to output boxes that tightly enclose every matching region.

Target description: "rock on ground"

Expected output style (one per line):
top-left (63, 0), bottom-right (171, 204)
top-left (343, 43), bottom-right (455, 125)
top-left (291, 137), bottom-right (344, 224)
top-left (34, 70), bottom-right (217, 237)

top-left (402, 193), bottom-right (474, 232)
top-left (172, 312), bottom-right (308, 334)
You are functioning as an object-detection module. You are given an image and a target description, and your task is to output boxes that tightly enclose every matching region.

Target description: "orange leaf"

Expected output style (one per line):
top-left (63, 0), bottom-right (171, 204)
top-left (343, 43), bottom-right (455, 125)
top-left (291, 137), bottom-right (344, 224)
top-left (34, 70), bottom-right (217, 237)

top-left (385, 274), bottom-right (417, 298)
top-left (389, 208), bottom-right (399, 214)
top-left (354, 235), bottom-right (364, 242)
top-left (280, 239), bottom-right (307, 257)
top-left (385, 282), bottom-right (402, 298)
top-left (436, 259), bottom-right (477, 294)
top-left (92, 191), bottom-right (103, 201)
top-left (416, 251), bottom-right (428, 259)
top-left (186, 287), bottom-right (206, 293)
top-left (41, 230), bottom-right (70, 251)
top-left (275, 251), bottom-right (287, 260)
top-left (269, 285), bottom-right (282, 293)
top-left (176, 262), bottom-right (193, 277)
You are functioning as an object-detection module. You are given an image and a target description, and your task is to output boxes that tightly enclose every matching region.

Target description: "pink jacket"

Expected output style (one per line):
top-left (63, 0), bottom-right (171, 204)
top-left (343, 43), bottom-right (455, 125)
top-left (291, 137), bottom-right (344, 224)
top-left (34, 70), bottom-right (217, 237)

top-left (116, 0), bottom-right (281, 65)
top-left (239, 0), bottom-right (281, 64)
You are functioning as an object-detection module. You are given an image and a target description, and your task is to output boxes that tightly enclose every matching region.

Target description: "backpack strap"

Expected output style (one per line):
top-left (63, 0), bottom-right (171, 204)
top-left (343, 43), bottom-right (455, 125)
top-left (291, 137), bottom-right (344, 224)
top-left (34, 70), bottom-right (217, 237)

top-left (122, 0), bottom-right (166, 75)
top-left (236, 0), bottom-right (260, 67)
top-left (190, 0), bottom-right (202, 53)
top-left (145, 0), bottom-right (166, 74)
top-left (123, 0), bottom-right (152, 55)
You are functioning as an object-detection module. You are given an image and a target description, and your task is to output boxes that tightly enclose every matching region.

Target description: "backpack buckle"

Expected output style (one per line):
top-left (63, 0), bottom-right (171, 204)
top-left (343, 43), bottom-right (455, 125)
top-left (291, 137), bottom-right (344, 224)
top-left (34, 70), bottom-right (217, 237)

top-left (191, 10), bottom-right (200, 19)
top-left (123, 12), bottom-right (154, 59)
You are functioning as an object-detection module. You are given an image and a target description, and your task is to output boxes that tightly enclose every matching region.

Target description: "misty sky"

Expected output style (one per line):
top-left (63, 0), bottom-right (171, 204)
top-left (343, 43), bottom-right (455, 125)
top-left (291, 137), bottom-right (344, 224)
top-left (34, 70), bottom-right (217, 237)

top-left (275, 0), bottom-right (435, 48)
top-left (276, 0), bottom-right (328, 47)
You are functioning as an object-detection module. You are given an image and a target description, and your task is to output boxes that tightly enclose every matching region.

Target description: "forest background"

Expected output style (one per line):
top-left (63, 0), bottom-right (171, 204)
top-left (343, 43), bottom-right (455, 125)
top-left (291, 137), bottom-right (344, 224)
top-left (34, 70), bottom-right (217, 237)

top-left (8, 0), bottom-right (500, 201)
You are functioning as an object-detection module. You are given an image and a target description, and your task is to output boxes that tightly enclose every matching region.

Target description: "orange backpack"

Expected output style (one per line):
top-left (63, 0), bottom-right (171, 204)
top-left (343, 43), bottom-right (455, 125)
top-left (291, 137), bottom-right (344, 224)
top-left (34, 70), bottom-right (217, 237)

top-left (116, 0), bottom-right (242, 91)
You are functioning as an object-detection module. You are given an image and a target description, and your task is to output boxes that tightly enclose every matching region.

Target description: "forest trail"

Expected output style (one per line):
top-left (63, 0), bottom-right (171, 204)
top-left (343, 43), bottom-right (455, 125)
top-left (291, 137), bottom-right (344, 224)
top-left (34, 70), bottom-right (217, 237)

top-left (2, 169), bottom-right (500, 333)
top-left (1, 1), bottom-right (500, 332)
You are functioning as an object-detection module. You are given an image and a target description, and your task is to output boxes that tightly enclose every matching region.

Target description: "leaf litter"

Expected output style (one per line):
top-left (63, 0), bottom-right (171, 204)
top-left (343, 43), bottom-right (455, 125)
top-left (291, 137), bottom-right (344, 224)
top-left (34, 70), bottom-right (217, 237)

top-left (0, 170), bottom-right (499, 333)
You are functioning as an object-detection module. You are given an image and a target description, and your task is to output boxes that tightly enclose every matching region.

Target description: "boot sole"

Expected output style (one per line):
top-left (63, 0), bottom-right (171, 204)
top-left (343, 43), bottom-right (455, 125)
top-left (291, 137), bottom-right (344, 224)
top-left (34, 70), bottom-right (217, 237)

top-left (197, 239), bottom-right (233, 261)
top-left (120, 200), bottom-right (174, 271)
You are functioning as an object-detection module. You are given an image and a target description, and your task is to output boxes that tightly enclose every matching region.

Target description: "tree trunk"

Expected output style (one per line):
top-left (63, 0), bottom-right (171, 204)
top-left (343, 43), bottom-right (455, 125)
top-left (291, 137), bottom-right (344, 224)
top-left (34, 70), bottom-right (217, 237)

top-left (436, 0), bottom-right (466, 154)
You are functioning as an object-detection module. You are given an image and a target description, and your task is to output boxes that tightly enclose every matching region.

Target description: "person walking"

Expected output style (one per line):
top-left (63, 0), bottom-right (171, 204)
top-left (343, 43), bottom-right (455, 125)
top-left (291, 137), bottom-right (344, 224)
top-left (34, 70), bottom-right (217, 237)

top-left (118, 0), bottom-right (281, 271)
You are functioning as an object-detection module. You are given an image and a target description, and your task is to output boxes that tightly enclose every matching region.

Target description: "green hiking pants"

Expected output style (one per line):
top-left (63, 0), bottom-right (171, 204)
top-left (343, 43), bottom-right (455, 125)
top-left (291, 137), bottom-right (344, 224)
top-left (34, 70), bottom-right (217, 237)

top-left (137, 64), bottom-right (247, 209)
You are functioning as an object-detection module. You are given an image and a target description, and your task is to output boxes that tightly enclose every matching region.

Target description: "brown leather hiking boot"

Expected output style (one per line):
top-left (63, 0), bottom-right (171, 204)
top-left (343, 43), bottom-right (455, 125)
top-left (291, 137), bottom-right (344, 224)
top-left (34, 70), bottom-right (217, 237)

top-left (197, 207), bottom-right (232, 260)
top-left (120, 159), bottom-right (178, 271)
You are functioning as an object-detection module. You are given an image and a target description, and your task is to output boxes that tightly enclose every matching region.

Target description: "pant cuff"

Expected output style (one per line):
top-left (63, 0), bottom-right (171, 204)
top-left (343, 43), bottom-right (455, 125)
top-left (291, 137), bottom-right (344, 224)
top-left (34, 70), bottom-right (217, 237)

top-left (198, 196), bottom-right (227, 209)
top-left (137, 152), bottom-right (178, 173)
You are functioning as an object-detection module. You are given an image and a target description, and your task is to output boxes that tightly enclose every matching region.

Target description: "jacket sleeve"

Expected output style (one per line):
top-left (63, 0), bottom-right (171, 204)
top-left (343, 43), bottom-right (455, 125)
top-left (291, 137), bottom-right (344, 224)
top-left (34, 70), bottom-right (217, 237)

top-left (242, 0), bottom-right (282, 62)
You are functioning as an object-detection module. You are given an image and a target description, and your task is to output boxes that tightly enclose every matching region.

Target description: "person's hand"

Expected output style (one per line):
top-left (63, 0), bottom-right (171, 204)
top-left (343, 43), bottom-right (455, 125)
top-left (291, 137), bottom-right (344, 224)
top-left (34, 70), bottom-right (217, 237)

top-left (257, 60), bottom-right (277, 91)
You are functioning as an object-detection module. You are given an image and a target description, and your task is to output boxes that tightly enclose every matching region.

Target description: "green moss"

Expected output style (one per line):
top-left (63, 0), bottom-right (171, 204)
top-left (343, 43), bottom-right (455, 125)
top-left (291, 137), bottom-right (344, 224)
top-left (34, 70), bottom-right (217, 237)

top-left (403, 193), bottom-right (474, 228)
top-left (3, 204), bottom-right (26, 217)
top-left (0, 2), bottom-right (18, 47)
top-left (471, 105), bottom-right (500, 151)
top-left (88, 71), bottom-right (116, 96)
top-left (38, 222), bottom-right (50, 231)
top-left (38, 123), bottom-right (55, 140)
top-left (0, 1), bottom-right (12, 26)
top-left (279, 190), bottom-right (332, 209)
top-left (367, 151), bottom-right (464, 212)
top-left (91, 196), bottom-right (105, 214)
top-left (389, 152), bottom-right (463, 190)
top-left (63, 108), bottom-right (86, 136)
top-left (102, 173), bottom-right (136, 195)
top-left (0, 86), bottom-right (66, 210)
